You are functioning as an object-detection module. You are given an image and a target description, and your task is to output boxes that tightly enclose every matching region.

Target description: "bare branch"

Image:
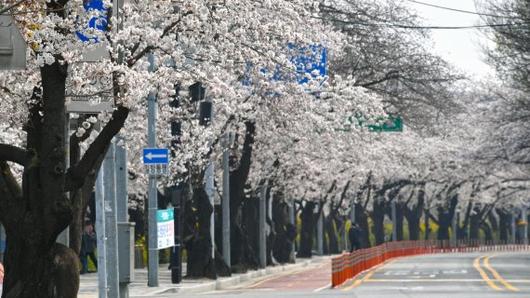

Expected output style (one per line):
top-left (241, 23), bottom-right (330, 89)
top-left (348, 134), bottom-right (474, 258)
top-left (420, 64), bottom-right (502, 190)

top-left (0, 144), bottom-right (29, 167)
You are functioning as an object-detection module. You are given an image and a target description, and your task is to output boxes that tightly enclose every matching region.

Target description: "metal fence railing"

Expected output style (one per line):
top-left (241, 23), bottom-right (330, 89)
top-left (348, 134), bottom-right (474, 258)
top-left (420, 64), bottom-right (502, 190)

top-left (331, 240), bottom-right (530, 287)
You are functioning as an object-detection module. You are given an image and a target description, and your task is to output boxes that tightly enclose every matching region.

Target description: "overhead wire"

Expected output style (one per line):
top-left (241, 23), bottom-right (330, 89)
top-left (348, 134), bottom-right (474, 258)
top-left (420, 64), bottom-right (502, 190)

top-left (404, 0), bottom-right (517, 19)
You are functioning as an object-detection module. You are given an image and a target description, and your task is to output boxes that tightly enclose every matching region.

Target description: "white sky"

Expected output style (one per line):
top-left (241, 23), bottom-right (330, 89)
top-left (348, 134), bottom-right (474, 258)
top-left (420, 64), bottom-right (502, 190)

top-left (403, 0), bottom-right (495, 77)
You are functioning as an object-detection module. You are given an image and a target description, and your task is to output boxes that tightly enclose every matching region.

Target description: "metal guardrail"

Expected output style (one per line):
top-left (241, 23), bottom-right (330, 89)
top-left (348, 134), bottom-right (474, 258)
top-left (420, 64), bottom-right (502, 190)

top-left (331, 240), bottom-right (530, 287)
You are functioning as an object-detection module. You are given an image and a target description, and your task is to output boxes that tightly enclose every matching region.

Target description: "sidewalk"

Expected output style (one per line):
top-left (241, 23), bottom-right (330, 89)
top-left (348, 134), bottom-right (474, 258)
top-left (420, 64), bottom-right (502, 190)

top-left (78, 256), bottom-right (331, 297)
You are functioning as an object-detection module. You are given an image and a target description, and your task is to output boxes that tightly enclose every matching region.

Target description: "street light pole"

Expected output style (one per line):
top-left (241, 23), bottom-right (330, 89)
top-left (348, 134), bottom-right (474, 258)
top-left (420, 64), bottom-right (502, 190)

top-left (391, 200), bottom-right (397, 241)
top-left (222, 133), bottom-right (231, 269)
top-left (147, 52), bottom-right (159, 287)
top-left (103, 141), bottom-right (120, 298)
top-left (259, 182), bottom-right (267, 268)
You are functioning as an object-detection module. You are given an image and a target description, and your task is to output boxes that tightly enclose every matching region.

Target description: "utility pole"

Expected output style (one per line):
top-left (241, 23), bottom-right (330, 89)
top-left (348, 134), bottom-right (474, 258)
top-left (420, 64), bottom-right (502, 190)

top-left (116, 136), bottom-right (133, 298)
top-left (391, 200), bottom-right (397, 241)
top-left (451, 211), bottom-right (458, 247)
top-left (147, 52), bottom-right (159, 287)
top-left (316, 203), bottom-right (323, 255)
top-left (95, 166), bottom-right (107, 298)
top-left (222, 132), bottom-right (231, 268)
top-left (259, 182), bottom-right (267, 268)
top-left (103, 141), bottom-right (120, 298)
top-left (289, 201), bottom-right (295, 260)
top-left (204, 161), bottom-right (215, 260)
top-left (169, 83), bottom-right (183, 284)
top-left (195, 83), bottom-right (215, 261)
top-left (522, 207), bottom-right (528, 245)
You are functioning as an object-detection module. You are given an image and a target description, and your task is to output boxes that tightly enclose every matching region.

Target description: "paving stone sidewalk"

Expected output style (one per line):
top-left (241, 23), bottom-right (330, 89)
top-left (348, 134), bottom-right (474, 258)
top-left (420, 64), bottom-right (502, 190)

top-left (78, 256), bottom-right (331, 297)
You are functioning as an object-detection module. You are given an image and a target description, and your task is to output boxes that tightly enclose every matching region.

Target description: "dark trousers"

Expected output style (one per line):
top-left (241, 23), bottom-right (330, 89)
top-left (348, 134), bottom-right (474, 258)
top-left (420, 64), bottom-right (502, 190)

top-left (80, 252), bottom-right (98, 273)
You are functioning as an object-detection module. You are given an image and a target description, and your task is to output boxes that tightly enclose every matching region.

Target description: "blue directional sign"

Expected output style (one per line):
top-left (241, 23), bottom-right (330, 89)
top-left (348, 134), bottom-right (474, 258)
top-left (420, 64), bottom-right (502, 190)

top-left (242, 44), bottom-right (328, 88)
top-left (143, 148), bottom-right (169, 165)
top-left (76, 0), bottom-right (108, 43)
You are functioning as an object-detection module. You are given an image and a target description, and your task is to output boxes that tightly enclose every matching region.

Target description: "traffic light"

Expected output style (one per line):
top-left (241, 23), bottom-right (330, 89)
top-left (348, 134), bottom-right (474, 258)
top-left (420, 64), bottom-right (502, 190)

top-left (170, 121), bottom-right (181, 152)
top-left (170, 83), bottom-right (180, 108)
top-left (199, 101), bottom-right (212, 126)
top-left (189, 82), bottom-right (205, 102)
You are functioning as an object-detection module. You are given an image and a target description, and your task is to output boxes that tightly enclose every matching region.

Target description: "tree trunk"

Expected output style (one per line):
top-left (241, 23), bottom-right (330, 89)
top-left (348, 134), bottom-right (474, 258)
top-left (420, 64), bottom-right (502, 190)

top-left (469, 207), bottom-right (481, 240)
top-left (355, 203), bottom-right (370, 248)
top-left (227, 121), bottom-right (258, 273)
top-left (481, 222), bottom-right (493, 242)
top-left (185, 186), bottom-right (216, 279)
top-left (498, 209), bottom-right (510, 243)
top-left (436, 195), bottom-right (458, 241)
top-left (437, 208), bottom-right (451, 241)
top-left (271, 198), bottom-right (295, 264)
top-left (403, 194), bottom-right (423, 241)
top-left (372, 200), bottom-right (386, 245)
top-left (395, 203), bottom-right (404, 241)
top-left (297, 201), bottom-right (316, 258)
top-left (324, 212), bottom-right (339, 254)
top-left (3, 239), bottom-right (79, 298)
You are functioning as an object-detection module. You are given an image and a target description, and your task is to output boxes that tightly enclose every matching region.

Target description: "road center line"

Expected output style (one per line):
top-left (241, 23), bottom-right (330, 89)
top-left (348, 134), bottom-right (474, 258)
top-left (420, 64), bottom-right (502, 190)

top-left (473, 255), bottom-right (502, 291)
top-left (483, 256), bottom-right (519, 292)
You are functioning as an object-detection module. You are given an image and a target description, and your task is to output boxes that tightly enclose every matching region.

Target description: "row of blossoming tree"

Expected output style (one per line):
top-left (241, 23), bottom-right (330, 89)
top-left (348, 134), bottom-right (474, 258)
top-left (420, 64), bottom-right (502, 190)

top-left (1, 0), bottom-right (529, 296)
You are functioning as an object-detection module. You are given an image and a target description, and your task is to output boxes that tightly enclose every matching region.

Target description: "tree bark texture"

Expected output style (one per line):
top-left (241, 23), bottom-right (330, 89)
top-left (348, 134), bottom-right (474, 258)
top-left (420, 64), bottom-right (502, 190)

top-left (271, 197), bottom-right (295, 264)
top-left (371, 199), bottom-right (386, 245)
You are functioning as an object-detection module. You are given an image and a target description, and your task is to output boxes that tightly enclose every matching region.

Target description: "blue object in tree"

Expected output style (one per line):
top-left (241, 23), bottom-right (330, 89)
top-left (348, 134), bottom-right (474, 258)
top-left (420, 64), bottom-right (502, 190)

top-left (76, 0), bottom-right (108, 43)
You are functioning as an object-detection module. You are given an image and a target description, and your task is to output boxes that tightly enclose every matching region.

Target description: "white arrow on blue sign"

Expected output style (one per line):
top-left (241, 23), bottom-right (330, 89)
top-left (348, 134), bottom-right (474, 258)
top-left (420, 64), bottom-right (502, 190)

top-left (143, 148), bottom-right (169, 165)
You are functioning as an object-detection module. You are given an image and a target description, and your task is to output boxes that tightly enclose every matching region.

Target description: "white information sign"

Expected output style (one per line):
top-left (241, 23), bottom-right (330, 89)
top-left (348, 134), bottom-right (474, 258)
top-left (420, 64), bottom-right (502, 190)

top-left (156, 209), bottom-right (175, 249)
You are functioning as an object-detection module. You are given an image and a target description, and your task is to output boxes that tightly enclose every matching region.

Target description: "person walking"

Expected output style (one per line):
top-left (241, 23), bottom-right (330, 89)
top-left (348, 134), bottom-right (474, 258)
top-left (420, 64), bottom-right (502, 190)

top-left (80, 221), bottom-right (98, 274)
top-left (349, 223), bottom-right (362, 252)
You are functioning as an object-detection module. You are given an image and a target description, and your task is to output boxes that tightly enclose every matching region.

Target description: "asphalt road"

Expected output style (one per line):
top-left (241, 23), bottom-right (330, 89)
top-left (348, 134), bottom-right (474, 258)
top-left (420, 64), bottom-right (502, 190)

top-left (177, 252), bottom-right (530, 298)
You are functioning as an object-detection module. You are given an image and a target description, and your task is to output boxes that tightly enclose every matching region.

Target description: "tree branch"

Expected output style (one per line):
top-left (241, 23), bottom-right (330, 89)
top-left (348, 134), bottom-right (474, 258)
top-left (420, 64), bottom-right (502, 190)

top-left (0, 144), bottom-right (29, 166)
top-left (65, 106), bottom-right (129, 191)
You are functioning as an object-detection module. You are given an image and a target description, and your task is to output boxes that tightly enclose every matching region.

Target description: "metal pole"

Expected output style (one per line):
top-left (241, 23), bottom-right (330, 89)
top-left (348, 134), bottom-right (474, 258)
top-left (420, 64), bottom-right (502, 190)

top-left (289, 201), bottom-right (295, 259)
top-left (103, 141), bottom-right (120, 298)
top-left (222, 133), bottom-right (231, 268)
top-left (391, 200), bottom-right (397, 242)
top-left (204, 162), bottom-right (215, 259)
top-left (147, 53), bottom-right (159, 286)
top-left (115, 137), bottom-right (130, 298)
top-left (95, 163), bottom-right (108, 298)
top-left (316, 203), bottom-right (323, 255)
top-left (451, 211), bottom-right (458, 247)
top-left (116, 137), bottom-right (128, 223)
top-left (259, 183), bottom-right (267, 268)
top-left (521, 207), bottom-right (528, 245)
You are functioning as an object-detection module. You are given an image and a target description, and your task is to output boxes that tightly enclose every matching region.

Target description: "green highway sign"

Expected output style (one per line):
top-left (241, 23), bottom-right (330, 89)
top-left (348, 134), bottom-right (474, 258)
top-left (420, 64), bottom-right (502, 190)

top-left (335, 114), bottom-right (403, 133)
top-left (367, 116), bottom-right (403, 132)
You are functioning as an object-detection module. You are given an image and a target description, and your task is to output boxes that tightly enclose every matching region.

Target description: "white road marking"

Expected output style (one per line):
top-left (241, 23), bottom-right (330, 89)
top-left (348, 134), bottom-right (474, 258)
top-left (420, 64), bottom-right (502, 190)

top-left (313, 282), bottom-right (331, 292)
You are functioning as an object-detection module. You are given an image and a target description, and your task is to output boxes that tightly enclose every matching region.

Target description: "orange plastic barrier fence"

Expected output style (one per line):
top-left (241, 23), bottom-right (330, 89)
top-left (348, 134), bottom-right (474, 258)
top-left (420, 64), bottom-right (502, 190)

top-left (331, 240), bottom-right (530, 287)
